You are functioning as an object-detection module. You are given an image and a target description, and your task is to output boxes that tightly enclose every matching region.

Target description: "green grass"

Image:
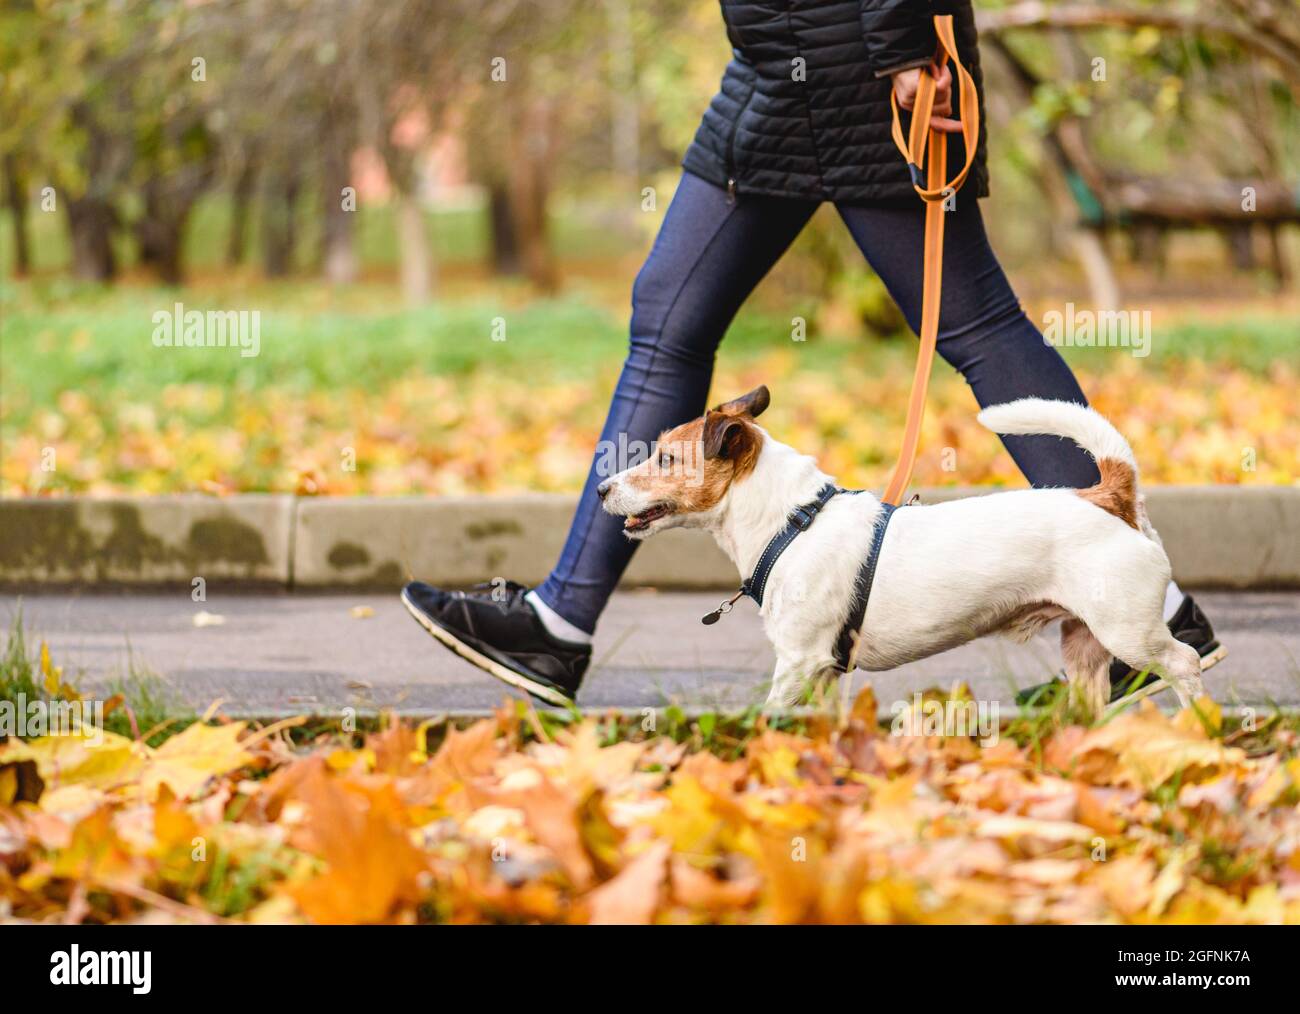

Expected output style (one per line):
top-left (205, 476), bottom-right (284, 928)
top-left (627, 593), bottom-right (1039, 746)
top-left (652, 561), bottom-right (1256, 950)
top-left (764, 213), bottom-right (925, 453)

top-left (0, 274), bottom-right (869, 425)
top-left (0, 611), bottom-right (195, 747)
top-left (1138, 315), bottom-right (1300, 372)
top-left (2, 274), bottom-right (1289, 416)
top-left (101, 668), bottom-right (196, 747)
top-left (0, 611), bottom-right (43, 706)
top-left (0, 282), bottom-right (622, 405)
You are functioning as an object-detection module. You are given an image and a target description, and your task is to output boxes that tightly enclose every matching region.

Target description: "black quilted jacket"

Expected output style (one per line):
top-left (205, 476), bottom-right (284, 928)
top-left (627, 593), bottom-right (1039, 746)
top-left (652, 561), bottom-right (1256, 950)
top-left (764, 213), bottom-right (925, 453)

top-left (682, 0), bottom-right (989, 204)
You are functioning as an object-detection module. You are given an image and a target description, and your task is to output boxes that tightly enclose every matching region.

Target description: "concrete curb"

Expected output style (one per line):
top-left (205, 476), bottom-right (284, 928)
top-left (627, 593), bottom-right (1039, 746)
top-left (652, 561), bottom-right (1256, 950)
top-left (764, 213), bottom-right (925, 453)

top-left (291, 494), bottom-right (736, 589)
top-left (2, 486), bottom-right (1297, 590)
top-left (0, 496), bottom-right (293, 588)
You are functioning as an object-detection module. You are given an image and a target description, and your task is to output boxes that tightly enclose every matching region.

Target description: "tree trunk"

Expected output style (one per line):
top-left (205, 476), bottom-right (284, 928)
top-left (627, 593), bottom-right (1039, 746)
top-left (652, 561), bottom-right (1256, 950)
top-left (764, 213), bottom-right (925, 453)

top-left (135, 181), bottom-right (195, 286)
top-left (136, 219), bottom-right (187, 285)
top-left (507, 97), bottom-right (558, 293)
top-left (262, 173), bottom-right (300, 278)
top-left (1071, 227), bottom-right (1121, 310)
top-left (321, 130), bottom-right (357, 285)
top-left (323, 201), bottom-right (357, 285)
top-left (64, 103), bottom-right (119, 283)
top-left (395, 190), bottom-right (432, 304)
top-left (65, 197), bottom-right (116, 282)
top-left (1225, 223), bottom-right (1256, 272)
top-left (605, 0), bottom-right (639, 180)
top-left (487, 181), bottom-right (522, 276)
top-left (227, 160), bottom-right (257, 267)
top-left (3, 155), bottom-right (30, 277)
top-left (986, 35), bottom-right (1120, 304)
top-left (1266, 223), bottom-right (1290, 289)
top-left (1130, 221), bottom-right (1168, 276)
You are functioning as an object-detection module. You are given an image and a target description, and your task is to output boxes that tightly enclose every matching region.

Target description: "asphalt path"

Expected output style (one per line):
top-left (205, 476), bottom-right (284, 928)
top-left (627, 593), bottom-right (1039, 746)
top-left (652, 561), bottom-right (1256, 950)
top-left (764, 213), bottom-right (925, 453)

top-left (5, 590), bottom-right (1296, 716)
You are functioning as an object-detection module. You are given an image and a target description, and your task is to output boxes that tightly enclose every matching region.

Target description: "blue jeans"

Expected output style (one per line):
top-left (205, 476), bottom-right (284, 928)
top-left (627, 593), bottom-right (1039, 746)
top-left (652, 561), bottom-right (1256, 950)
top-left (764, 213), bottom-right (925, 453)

top-left (536, 171), bottom-right (1099, 634)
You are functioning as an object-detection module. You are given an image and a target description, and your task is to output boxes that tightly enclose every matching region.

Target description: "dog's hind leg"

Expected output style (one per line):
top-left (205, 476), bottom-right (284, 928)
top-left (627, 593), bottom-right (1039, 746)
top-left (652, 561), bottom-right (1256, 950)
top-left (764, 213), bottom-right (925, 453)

top-left (1138, 637), bottom-right (1203, 709)
top-left (1061, 618), bottom-right (1112, 719)
top-left (1083, 611), bottom-right (1204, 711)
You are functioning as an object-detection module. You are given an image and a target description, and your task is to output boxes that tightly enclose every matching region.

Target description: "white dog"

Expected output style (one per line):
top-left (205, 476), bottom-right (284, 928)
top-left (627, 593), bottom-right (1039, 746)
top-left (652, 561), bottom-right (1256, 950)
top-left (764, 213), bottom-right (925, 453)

top-left (597, 386), bottom-right (1204, 714)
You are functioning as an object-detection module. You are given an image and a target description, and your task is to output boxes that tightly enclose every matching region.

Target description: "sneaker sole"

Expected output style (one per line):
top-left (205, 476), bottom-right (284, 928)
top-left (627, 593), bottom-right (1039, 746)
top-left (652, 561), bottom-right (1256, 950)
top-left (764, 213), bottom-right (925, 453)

top-left (1105, 643), bottom-right (1229, 716)
top-left (400, 588), bottom-right (574, 708)
top-left (1199, 643), bottom-right (1228, 672)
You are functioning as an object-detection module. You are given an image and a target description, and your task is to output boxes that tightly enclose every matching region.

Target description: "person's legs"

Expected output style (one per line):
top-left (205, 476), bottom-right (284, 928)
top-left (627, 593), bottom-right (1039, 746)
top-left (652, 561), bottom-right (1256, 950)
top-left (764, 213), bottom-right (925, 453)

top-left (534, 174), bottom-right (818, 633)
top-left (835, 197), bottom-right (1100, 488)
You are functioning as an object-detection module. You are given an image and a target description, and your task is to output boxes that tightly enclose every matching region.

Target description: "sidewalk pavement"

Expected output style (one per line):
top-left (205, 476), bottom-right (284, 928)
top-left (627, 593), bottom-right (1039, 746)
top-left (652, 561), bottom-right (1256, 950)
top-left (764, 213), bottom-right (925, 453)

top-left (5, 590), bottom-right (1297, 715)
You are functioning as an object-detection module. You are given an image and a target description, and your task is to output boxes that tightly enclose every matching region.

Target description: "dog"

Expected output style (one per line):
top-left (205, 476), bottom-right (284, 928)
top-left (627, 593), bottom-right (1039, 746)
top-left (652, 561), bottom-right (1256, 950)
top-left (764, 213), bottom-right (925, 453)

top-left (596, 386), bottom-right (1204, 714)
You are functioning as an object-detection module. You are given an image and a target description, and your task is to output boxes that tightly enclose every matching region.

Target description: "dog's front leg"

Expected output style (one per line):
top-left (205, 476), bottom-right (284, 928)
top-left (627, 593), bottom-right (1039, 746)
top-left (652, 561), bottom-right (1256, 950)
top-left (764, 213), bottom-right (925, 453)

top-left (765, 656), bottom-right (838, 710)
top-left (764, 657), bottom-right (803, 709)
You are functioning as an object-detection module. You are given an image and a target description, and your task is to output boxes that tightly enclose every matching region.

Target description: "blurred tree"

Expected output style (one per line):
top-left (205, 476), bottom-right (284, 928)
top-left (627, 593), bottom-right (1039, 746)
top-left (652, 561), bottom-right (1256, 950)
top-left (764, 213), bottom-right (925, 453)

top-left (0, 0), bottom-right (221, 283)
top-left (1, 152), bottom-right (29, 276)
top-left (460, 0), bottom-right (588, 292)
top-left (981, 1), bottom-right (1300, 298)
top-left (2, 0), bottom-right (1293, 298)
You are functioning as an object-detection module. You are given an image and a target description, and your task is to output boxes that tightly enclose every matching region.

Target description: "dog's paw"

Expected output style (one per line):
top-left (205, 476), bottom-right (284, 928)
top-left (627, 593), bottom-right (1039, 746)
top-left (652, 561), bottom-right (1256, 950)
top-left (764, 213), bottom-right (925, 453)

top-left (1171, 674), bottom-right (1204, 709)
top-left (764, 682), bottom-right (804, 710)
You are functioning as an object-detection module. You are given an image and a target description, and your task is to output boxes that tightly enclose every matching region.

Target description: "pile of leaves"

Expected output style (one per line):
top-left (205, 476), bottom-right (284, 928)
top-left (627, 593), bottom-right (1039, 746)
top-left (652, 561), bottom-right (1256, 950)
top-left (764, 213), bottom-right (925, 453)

top-left (3, 686), bottom-right (1299, 924)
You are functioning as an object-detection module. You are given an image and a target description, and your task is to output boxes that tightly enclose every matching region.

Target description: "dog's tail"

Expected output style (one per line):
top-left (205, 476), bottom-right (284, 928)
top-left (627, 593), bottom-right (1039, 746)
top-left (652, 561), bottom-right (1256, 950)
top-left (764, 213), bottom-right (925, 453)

top-left (978, 398), bottom-right (1150, 535)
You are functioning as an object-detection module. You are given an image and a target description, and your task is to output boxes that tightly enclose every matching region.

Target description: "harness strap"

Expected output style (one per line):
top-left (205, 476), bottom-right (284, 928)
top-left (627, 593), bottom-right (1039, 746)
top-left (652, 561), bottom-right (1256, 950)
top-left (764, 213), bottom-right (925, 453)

top-left (833, 502), bottom-right (901, 671)
top-left (742, 483), bottom-right (839, 607)
top-left (881, 14), bottom-right (980, 507)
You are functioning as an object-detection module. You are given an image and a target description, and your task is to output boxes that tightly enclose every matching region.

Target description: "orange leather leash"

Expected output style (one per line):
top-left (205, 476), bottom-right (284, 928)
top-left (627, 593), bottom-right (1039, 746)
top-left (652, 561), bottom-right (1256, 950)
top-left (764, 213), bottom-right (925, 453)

top-left (881, 14), bottom-right (980, 506)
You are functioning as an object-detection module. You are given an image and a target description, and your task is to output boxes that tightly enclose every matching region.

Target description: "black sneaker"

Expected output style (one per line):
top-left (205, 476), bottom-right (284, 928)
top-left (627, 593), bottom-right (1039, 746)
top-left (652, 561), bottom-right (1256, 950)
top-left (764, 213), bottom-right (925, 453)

top-left (1013, 594), bottom-right (1226, 707)
top-left (401, 580), bottom-right (589, 707)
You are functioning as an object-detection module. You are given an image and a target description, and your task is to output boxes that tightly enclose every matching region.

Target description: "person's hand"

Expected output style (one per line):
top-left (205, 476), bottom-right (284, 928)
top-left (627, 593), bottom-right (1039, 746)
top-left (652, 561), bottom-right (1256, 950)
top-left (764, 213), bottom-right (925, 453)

top-left (891, 64), bottom-right (962, 133)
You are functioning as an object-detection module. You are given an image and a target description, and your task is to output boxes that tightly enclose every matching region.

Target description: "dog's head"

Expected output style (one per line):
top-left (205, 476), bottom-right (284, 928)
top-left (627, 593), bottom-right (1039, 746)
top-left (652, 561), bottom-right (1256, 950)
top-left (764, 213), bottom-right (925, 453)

top-left (597, 385), bottom-right (769, 539)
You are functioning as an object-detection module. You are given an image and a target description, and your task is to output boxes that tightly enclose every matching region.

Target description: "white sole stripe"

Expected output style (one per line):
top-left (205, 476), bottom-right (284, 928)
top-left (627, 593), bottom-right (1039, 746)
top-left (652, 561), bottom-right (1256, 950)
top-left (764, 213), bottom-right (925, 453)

top-left (401, 589), bottom-right (573, 708)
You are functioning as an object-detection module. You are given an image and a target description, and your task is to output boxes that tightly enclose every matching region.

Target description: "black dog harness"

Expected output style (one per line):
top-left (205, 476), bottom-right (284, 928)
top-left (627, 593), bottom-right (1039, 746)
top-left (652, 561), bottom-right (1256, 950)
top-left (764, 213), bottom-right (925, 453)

top-left (700, 483), bottom-right (904, 671)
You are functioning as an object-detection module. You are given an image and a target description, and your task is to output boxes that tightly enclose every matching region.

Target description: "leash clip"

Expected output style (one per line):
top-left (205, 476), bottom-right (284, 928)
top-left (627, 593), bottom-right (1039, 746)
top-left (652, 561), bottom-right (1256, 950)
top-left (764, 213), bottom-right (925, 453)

top-left (701, 588), bottom-right (745, 625)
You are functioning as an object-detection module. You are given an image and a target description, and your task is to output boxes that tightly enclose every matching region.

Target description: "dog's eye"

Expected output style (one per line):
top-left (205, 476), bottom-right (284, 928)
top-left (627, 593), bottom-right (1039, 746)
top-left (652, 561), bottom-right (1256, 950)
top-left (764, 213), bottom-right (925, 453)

top-left (659, 451), bottom-right (673, 469)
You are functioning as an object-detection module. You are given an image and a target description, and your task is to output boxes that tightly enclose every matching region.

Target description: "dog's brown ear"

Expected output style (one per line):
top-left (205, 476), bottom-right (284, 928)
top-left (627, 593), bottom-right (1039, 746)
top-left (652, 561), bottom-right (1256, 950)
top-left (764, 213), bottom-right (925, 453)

top-left (702, 411), bottom-right (755, 461)
top-left (712, 385), bottom-right (769, 419)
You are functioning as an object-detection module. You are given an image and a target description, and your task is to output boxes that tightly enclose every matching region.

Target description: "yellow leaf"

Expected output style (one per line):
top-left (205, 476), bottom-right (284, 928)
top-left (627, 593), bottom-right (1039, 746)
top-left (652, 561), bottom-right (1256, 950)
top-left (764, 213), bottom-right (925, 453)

top-left (753, 746), bottom-right (801, 787)
top-left (140, 722), bottom-right (255, 800)
top-left (652, 776), bottom-right (729, 856)
top-left (0, 729), bottom-right (145, 799)
top-left (1147, 844), bottom-right (1197, 918)
top-left (1076, 706), bottom-right (1244, 788)
top-left (1173, 696), bottom-right (1222, 736)
top-left (325, 748), bottom-right (375, 773)
top-left (40, 640), bottom-right (67, 696)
